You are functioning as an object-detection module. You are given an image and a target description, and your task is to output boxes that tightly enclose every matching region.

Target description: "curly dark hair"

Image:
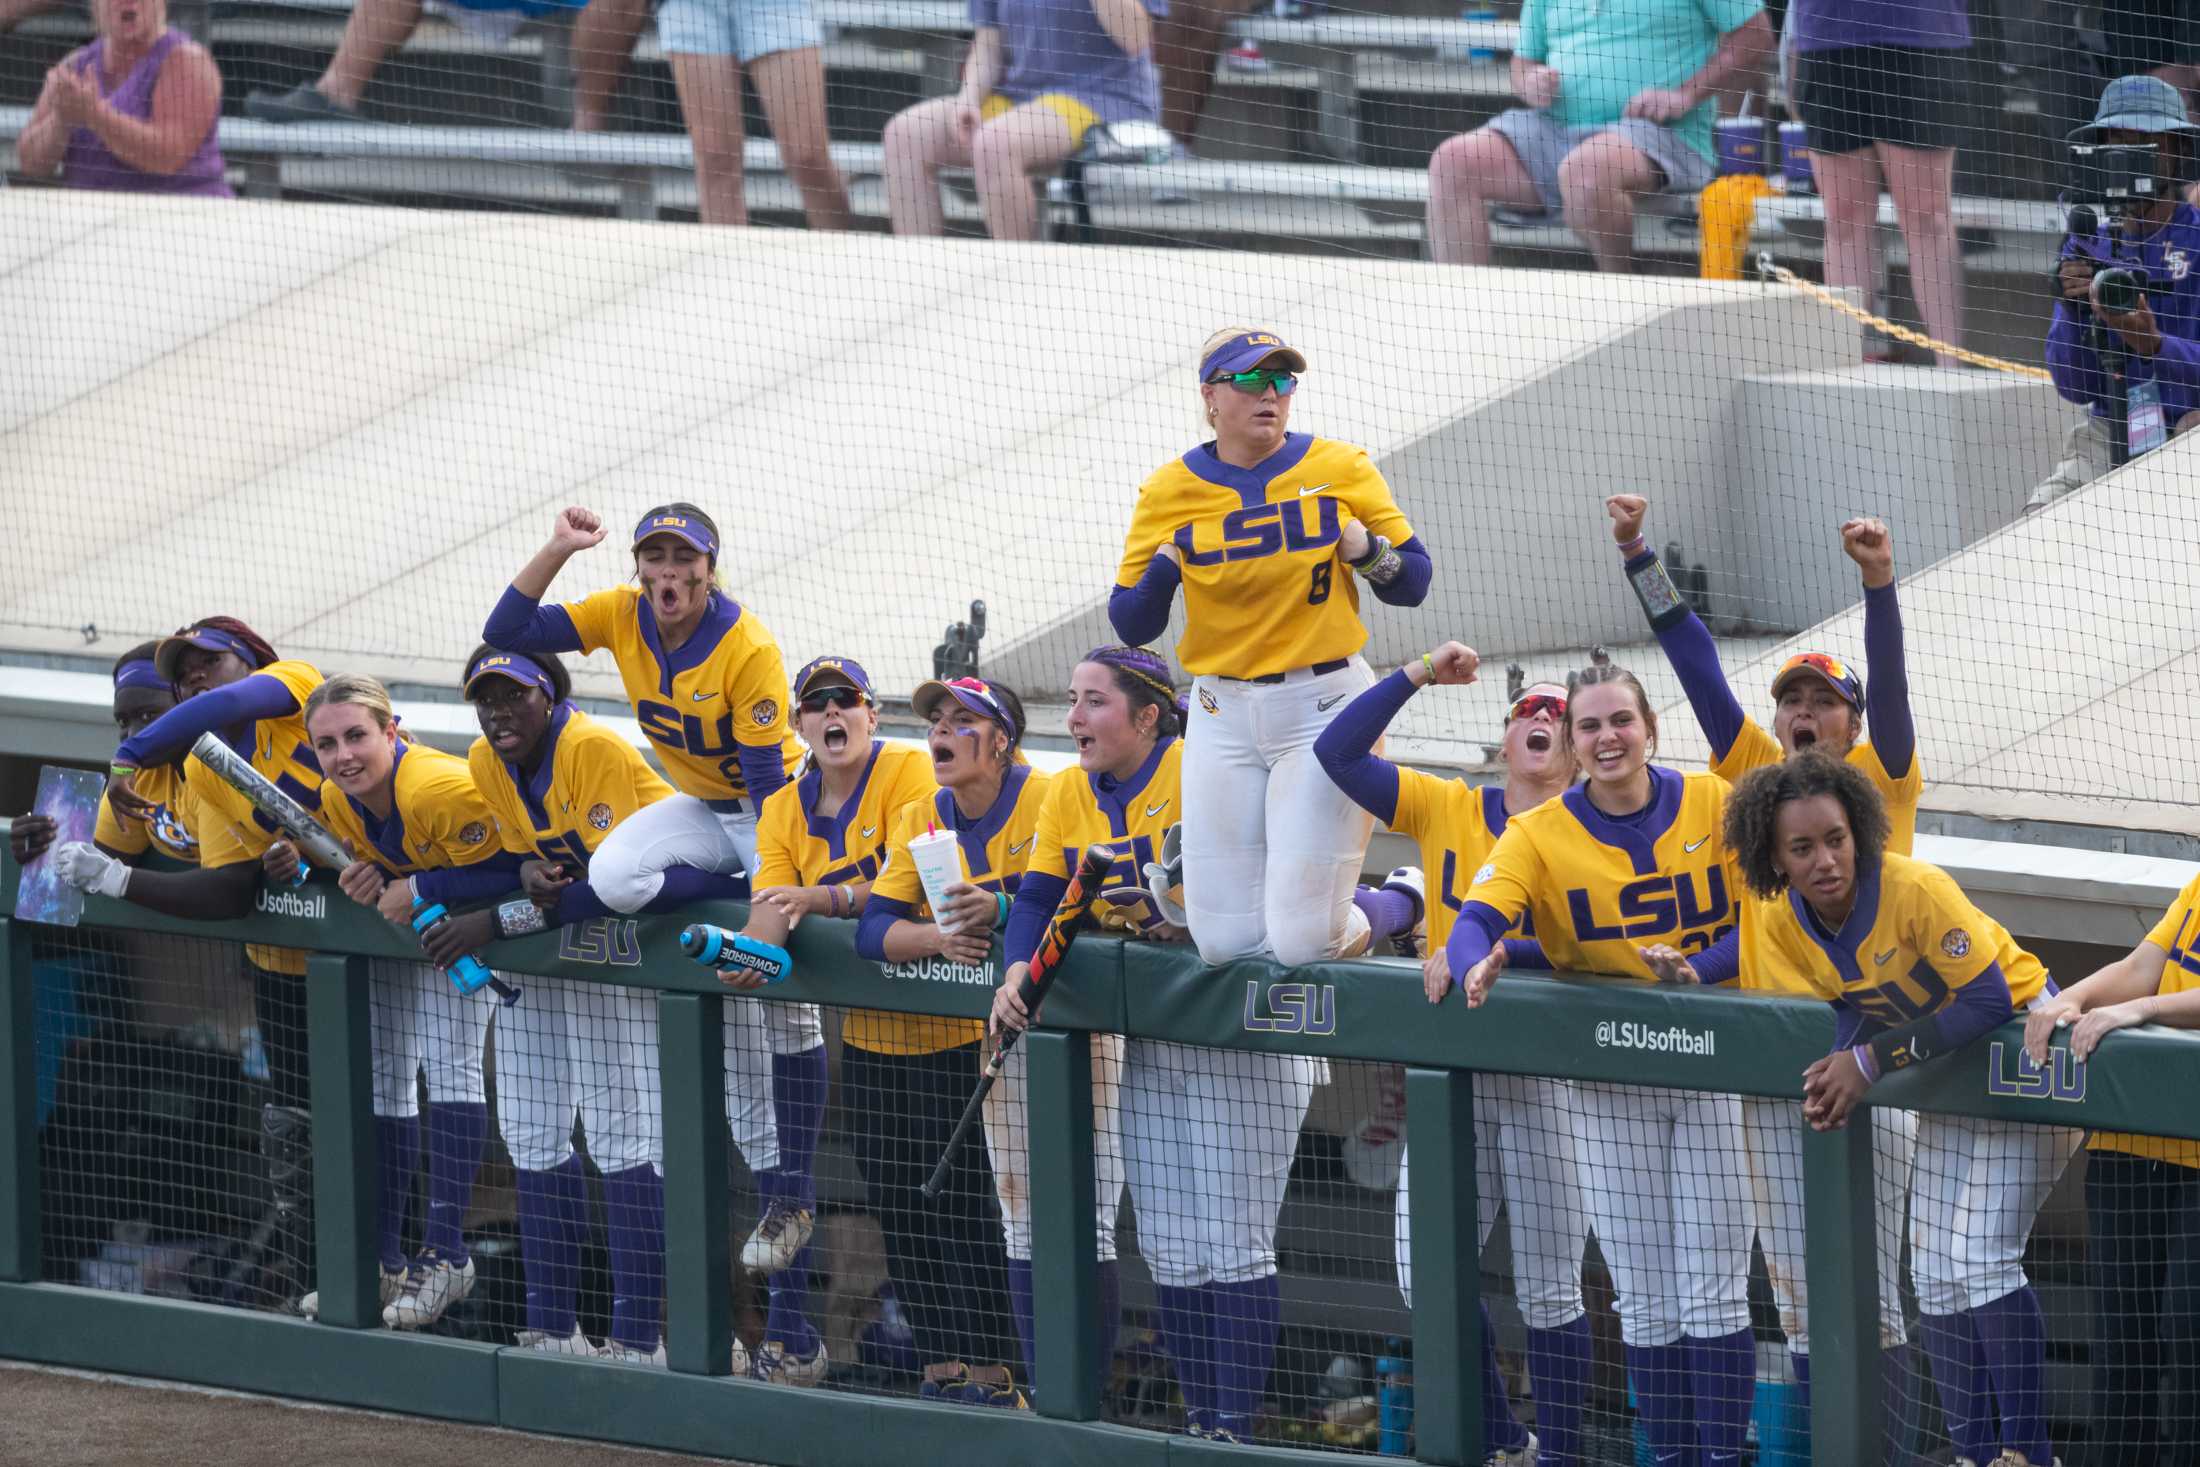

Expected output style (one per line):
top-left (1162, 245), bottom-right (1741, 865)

top-left (1724, 751), bottom-right (1891, 901)
top-left (462, 641), bottom-right (572, 704)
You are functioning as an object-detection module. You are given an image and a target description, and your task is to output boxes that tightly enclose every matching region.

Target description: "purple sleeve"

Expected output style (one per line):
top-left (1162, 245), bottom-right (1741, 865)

top-left (1860, 582), bottom-right (1914, 781)
top-left (1501, 937), bottom-right (1550, 970)
top-left (1004, 871), bottom-right (1069, 967)
top-left (549, 864), bottom-right (748, 925)
top-left (2045, 301), bottom-right (2105, 408)
top-left (116, 672), bottom-right (305, 768)
top-left (412, 852), bottom-right (528, 907)
top-left (1830, 998), bottom-right (1868, 1051)
top-left (2145, 331), bottom-right (2200, 396)
top-left (1638, 552), bottom-right (1748, 762)
top-left (967, 0), bottom-right (996, 24)
top-left (1367, 535), bottom-right (1433, 607)
top-left (1690, 926), bottom-right (1741, 985)
top-left (1442, 900), bottom-right (1511, 985)
top-left (1311, 668), bottom-right (1413, 824)
top-left (1108, 552), bottom-right (1181, 648)
top-left (483, 585), bottom-right (585, 655)
top-left (738, 744), bottom-right (788, 806)
top-left (854, 896), bottom-right (914, 961)
top-left (1930, 962), bottom-right (2015, 1052)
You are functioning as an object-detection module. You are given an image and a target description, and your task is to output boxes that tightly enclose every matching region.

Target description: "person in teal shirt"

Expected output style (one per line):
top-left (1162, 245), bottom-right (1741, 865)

top-left (1427, 0), bottom-right (1771, 272)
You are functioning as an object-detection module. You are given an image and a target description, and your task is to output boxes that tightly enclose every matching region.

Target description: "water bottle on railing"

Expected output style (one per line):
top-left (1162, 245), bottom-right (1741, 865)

top-left (1377, 1335), bottom-right (1413, 1456)
top-left (411, 898), bottom-right (519, 1004)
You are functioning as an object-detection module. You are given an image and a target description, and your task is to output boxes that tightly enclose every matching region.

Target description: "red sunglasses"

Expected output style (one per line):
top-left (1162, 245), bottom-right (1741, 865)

top-left (1508, 692), bottom-right (1568, 723)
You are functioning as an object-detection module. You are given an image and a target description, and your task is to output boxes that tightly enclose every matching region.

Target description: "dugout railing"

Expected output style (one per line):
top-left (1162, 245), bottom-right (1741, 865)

top-left (3, 851), bottom-right (2197, 1467)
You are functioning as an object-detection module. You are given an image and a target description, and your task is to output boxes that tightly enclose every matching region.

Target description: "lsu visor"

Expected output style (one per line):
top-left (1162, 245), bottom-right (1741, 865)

top-left (913, 676), bottom-right (1020, 741)
top-left (1199, 331), bottom-right (1308, 381)
top-left (154, 624), bottom-right (257, 682)
top-left (113, 658), bottom-right (168, 694)
top-left (632, 511), bottom-right (719, 558)
top-left (794, 655), bottom-right (874, 702)
top-left (465, 652), bottom-right (559, 700)
top-left (1770, 652), bottom-right (1863, 712)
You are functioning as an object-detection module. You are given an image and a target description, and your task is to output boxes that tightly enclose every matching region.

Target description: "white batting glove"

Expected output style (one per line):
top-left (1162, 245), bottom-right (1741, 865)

top-left (53, 841), bottom-right (129, 898)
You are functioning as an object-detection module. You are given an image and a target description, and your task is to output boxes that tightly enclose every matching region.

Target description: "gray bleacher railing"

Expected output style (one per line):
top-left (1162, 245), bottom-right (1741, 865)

top-left (5, 840), bottom-right (2198, 1467)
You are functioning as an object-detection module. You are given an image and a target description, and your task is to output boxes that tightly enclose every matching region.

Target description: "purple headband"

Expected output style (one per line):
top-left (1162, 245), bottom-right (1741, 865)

top-left (113, 659), bottom-right (167, 693)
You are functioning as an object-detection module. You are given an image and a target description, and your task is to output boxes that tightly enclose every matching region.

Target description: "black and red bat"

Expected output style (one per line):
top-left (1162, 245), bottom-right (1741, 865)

top-left (921, 843), bottom-right (1116, 1202)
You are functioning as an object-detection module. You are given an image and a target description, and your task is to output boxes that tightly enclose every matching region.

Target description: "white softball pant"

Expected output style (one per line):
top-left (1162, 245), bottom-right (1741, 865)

top-left (583, 792), bottom-right (818, 1171)
top-left (1909, 1112), bottom-right (2080, 1315)
top-left (1745, 1096), bottom-right (1915, 1352)
top-left (494, 974), bottom-right (663, 1174)
top-left (1571, 1081), bottom-right (1753, 1346)
top-left (1394, 1072), bottom-right (1589, 1329)
top-left (370, 957), bottom-right (491, 1116)
top-left (1123, 1038), bottom-right (1324, 1288)
top-left (1182, 658), bottom-right (1377, 969)
top-left (981, 1033), bottom-right (1127, 1263)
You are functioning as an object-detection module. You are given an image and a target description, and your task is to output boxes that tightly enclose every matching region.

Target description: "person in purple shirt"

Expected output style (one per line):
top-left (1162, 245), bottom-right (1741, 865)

top-left (15, 0), bottom-right (230, 197)
top-left (884, 0), bottom-right (1167, 241)
top-left (1785, 0), bottom-right (1970, 364)
top-left (2033, 74), bottom-right (2200, 510)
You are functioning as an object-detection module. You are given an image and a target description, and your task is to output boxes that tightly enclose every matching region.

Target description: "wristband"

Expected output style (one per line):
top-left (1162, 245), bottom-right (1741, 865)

top-left (1351, 534), bottom-right (1404, 586)
top-left (1617, 534), bottom-right (1647, 558)
top-left (1421, 651), bottom-right (1435, 680)
top-left (995, 891), bottom-right (1012, 928)
top-left (109, 762), bottom-right (138, 779)
top-left (496, 898), bottom-right (547, 939)
top-left (1624, 551), bottom-right (1688, 628)
top-left (828, 885), bottom-right (843, 918)
top-left (1863, 1017), bottom-right (1937, 1079)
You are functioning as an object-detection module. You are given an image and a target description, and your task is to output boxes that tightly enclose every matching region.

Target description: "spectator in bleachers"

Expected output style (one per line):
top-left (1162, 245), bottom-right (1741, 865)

top-left (883, 0), bottom-right (1166, 241)
top-left (1426, 0), bottom-right (1772, 272)
top-left (1786, 0), bottom-right (1970, 364)
top-left (1153, 0), bottom-right (1251, 157)
top-left (246, 0), bottom-right (648, 136)
top-left (15, 0), bottom-right (231, 197)
top-left (658, 0), bottom-right (852, 228)
top-left (2032, 74), bottom-right (2200, 510)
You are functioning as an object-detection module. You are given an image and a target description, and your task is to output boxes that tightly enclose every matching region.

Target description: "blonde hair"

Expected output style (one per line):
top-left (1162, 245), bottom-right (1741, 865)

top-left (1197, 324), bottom-right (1261, 431)
top-left (305, 673), bottom-right (399, 733)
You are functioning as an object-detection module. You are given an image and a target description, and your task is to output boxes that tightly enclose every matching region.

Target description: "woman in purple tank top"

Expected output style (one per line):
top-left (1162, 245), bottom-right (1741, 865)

top-left (16, 0), bottom-right (231, 197)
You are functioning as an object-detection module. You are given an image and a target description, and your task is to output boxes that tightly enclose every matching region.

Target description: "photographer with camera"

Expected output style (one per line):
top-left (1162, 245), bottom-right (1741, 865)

top-left (2033, 75), bottom-right (2200, 512)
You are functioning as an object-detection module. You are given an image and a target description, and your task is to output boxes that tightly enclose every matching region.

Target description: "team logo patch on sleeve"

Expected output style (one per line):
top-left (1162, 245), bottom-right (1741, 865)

top-left (1940, 928), bottom-right (1971, 959)
top-left (752, 699), bottom-right (779, 728)
top-left (459, 821), bottom-right (489, 846)
top-left (588, 802), bottom-right (613, 831)
top-left (1472, 863), bottom-right (1497, 887)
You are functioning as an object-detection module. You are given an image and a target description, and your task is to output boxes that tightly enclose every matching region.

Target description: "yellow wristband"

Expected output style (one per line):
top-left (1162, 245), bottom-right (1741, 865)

top-left (1421, 652), bottom-right (1435, 679)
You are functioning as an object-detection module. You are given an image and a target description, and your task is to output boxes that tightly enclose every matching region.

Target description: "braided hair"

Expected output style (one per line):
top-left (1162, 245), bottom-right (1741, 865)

top-left (1082, 645), bottom-right (1184, 740)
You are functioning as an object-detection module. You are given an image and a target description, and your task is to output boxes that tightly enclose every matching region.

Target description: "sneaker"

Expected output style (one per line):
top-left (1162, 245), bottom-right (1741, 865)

top-left (244, 83), bottom-right (360, 125)
top-left (384, 1253), bottom-right (475, 1331)
top-left (516, 1325), bottom-right (594, 1356)
top-left (1486, 1431), bottom-right (1539, 1465)
top-left (597, 1339), bottom-right (669, 1368)
top-left (750, 1339), bottom-right (829, 1388)
top-left (300, 1264), bottom-right (404, 1322)
top-left (1381, 865), bottom-right (1426, 959)
top-left (948, 1363), bottom-right (1026, 1408)
top-left (732, 1337), bottom-right (751, 1376)
top-left (1223, 39), bottom-right (1269, 72)
top-left (1153, 140), bottom-right (1198, 207)
top-left (1209, 1411), bottom-right (1251, 1443)
top-left (740, 1200), bottom-right (814, 1274)
top-left (919, 1361), bottom-right (972, 1400)
top-left (2026, 414), bottom-right (2110, 512)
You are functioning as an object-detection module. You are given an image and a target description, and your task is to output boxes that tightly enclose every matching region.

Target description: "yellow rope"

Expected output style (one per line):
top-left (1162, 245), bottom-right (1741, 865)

top-left (1754, 251), bottom-right (2053, 380)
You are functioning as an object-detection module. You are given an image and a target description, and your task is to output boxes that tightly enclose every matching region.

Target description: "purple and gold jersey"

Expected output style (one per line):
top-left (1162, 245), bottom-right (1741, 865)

top-left (467, 704), bottom-right (672, 868)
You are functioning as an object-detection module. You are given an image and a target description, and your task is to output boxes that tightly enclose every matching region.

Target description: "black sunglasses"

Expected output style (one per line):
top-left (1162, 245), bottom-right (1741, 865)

top-left (799, 687), bottom-right (866, 713)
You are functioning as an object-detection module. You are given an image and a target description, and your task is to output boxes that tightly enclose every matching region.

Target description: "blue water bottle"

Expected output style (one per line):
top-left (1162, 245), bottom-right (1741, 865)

top-left (411, 898), bottom-right (519, 1004)
top-left (1377, 1335), bottom-right (1413, 1456)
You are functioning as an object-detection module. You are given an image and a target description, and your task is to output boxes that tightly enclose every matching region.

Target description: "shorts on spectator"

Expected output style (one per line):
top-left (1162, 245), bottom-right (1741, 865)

top-left (658, 0), bottom-right (821, 63)
top-left (981, 92), bottom-right (1102, 146)
top-left (1796, 44), bottom-right (1965, 156)
top-left (2098, 0), bottom-right (2197, 73)
top-left (1483, 109), bottom-right (1713, 214)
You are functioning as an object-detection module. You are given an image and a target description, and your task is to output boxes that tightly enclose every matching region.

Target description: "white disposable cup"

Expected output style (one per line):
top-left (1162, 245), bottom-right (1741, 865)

top-left (906, 830), bottom-right (970, 932)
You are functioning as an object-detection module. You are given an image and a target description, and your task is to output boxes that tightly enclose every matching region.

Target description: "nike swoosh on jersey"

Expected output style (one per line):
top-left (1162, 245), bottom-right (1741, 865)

top-left (1297, 482), bottom-right (1332, 496)
top-left (1008, 837), bottom-right (1032, 856)
top-left (691, 690), bottom-right (718, 702)
top-left (1145, 801), bottom-right (1170, 818)
top-left (1683, 836), bottom-right (1710, 852)
top-left (861, 824), bottom-right (877, 839)
top-left (1317, 693), bottom-right (1347, 711)
top-left (1874, 946), bottom-right (1898, 965)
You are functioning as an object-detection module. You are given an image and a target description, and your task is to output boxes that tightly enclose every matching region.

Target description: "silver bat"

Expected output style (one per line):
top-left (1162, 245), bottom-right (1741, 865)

top-left (189, 731), bottom-right (350, 870)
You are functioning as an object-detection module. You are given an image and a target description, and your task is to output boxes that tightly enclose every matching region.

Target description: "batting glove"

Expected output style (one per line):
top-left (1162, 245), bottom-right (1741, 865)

top-left (53, 841), bottom-right (130, 898)
top-left (1097, 881), bottom-right (1173, 935)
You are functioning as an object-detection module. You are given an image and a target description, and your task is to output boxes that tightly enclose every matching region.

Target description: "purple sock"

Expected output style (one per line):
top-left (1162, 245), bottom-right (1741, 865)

top-left (373, 1114), bottom-right (419, 1271)
top-left (1208, 1275), bottom-right (1281, 1427)
top-left (1689, 1327), bottom-right (1756, 1464)
top-left (766, 1046), bottom-right (825, 1211)
top-left (603, 1163), bottom-right (666, 1353)
top-left (1480, 1302), bottom-right (1530, 1453)
top-left (1154, 1283), bottom-right (1214, 1421)
top-left (1624, 1341), bottom-right (1696, 1465)
top-left (763, 1242), bottom-right (820, 1358)
top-left (1974, 1288), bottom-right (2051, 1464)
top-left (1007, 1257), bottom-right (1037, 1384)
top-left (1095, 1260), bottom-right (1121, 1400)
top-left (514, 1156), bottom-right (588, 1335)
top-left (1920, 1309), bottom-right (1994, 1465)
top-left (1351, 885), bottom-right (1415, 949)
top-left (421, 1100), bottom-right (487, 1263)
top-left (1882, 1341), bottom-right (1921, 1463)
top-left (1526, 1317), bottom-right (1592, 1466)
top-left (1791, 1350), bottom-right (1814, 1445)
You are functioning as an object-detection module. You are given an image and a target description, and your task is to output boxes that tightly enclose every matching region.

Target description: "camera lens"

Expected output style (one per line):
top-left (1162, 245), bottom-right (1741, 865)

top-left (2096, 267), bottom-right (2146, 314)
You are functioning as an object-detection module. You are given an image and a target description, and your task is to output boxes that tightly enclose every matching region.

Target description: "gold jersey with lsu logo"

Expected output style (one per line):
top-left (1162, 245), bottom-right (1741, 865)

top-left (1027, 737), bottom-right (1182, 930)
top-left (1115, 435), bottom-right (1415, 678)
top-left (467, 703), bottom-right (673, 869)
top-left (96, 761), bottom-right (203, 866)
top-left (1391, 774), bottom-right (1552, 951)
top-left (310, 740), bottom-right (505, 881)
top-left (1460, 766), bottom-right (1739, 981)
top-left (555, 585), bottom-right (801, 804)
top-left (2092, 869), bottom-right (2200, 1170)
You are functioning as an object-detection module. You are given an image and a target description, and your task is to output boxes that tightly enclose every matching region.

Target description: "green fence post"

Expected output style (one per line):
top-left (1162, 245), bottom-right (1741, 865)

top-left (660, 990), bottom-right (732, 1376)
top-left (0, 919), bottom-right (37, 1281)
top-left (1404, 1066), bottom-right (1480, 1466)
top-left (307, 951), bottom-right (379, 1328)
top-left (1026, 1028), bottom-right (1100, 1420)
top-left (1802, 1113), bottom-right (1880, 1466)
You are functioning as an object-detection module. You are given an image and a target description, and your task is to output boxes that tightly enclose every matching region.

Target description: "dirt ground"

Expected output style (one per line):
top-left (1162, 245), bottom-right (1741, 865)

top-left (0, 1361), bottom-right (756, 1467)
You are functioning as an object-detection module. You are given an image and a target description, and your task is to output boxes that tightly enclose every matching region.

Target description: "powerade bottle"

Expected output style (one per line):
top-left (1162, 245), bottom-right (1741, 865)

top-left (411, 898), bottom-right (514, 1002)
top-left (1377, 1335), bottom-right (1413, 1456)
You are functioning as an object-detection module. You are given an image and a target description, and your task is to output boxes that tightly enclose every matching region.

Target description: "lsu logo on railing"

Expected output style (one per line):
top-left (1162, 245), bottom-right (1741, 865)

top-left (1243, 981), bottom-right (1335, 1037)
top-left (1566, 868), bottom-right (1731, 946)
top-left (1985, 1040), bottom-right (2087, 1103)
top-left (558, 918), bottom-right (642, 967)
